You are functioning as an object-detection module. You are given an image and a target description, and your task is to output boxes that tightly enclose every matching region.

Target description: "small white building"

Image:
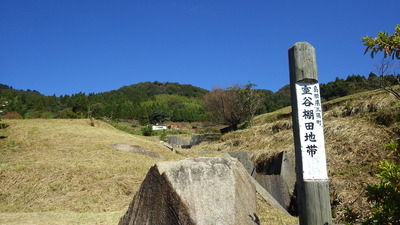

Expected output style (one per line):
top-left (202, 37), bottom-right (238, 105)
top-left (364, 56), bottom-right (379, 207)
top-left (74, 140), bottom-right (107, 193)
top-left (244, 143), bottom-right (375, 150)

top-left (152, 125), bottom-right (167, 130)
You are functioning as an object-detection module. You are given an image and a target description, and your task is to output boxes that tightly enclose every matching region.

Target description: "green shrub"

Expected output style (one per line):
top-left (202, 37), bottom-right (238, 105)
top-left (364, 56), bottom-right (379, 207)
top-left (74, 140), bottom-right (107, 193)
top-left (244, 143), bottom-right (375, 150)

top-left (159, 130), bottom-right (167, 142)
top-left (362, 159), bottom-right (400, 224)
top-left (345, 142), bottom-right (400, 224)
top-left (344, 207), bottom-right (359, 225)
top-left (141, 126), bottom-right (153, 136)
top-left (57, 108), bottom-right (78, 118)
top-left (373, 108), bottom-right (400, 127)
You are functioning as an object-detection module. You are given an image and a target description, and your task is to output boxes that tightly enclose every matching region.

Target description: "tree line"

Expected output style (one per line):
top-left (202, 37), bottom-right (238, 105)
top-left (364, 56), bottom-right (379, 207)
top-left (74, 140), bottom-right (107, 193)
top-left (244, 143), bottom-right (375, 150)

top-left (0, 82), bottom-right (208, 123)
top-left (1, 74), bottom-right (399, 124)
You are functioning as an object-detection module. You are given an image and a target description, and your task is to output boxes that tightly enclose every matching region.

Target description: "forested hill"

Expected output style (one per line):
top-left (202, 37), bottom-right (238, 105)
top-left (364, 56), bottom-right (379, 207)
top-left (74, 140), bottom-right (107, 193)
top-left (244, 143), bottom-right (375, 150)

top-left (115, 81), bottom-right (208, 98)
top-left (0, 84), bottom-right (42, 96)
top-left (91, 81), bottom-right (209, 111)
top-left (0, 81), bottom-right (209, 122)
top-left (0, 74), bottom-right (397, 122)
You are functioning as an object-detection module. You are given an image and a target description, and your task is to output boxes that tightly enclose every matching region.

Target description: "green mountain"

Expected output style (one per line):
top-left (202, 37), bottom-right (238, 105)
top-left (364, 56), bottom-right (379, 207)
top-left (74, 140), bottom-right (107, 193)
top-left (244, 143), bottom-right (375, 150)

top-left (0, 81), bottom-right (210, 122)
top-left (1, 74), bottom-right (398, 123)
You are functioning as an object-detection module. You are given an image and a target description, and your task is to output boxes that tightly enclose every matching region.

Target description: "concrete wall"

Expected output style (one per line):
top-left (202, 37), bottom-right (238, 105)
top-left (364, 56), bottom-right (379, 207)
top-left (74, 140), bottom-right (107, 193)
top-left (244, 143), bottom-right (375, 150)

top-left (227, 150), bottom-right (297, 214)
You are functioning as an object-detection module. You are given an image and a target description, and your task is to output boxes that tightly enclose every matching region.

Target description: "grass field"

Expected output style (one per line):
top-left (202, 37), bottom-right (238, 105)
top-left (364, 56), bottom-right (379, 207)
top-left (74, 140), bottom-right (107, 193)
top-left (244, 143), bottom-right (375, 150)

top-left (191, 89), bottom-right (400, 223)
top-left (0, 119), bottom-right (298, 224)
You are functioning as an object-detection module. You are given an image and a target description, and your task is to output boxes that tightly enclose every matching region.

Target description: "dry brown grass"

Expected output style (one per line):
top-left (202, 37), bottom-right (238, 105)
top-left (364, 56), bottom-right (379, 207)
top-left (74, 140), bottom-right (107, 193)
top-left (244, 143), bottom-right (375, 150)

top-left (323, 90), bottom-right (398, 118)
top-left (192, 90), bottom-right (400, 223)
top-left (0, 211), bottom-right (121, 225)
top-left (0, 119), bottom-right (186, 223)
top-left (3, 89), bottom-right (396, 224)
top-left (256, 194), bottom-right (298, 225)
top-left (0, 119), bottom-right (295, 224)
top-left (323, 116), bottom-right (396, 221)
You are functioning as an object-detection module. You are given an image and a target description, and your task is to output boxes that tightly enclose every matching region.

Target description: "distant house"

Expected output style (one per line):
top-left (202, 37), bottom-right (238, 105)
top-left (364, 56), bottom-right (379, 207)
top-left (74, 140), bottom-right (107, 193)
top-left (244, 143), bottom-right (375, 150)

top-left (152, 125), bottom-right (167, 130)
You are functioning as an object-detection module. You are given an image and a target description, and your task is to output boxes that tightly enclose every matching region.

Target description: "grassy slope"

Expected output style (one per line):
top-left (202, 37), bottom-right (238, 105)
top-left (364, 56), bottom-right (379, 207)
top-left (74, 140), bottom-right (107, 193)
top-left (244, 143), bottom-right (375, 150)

top-left (0, 119), bottom-right (297, 224)
top-left (192, 89), bottom-right (400, 223)
top-left (0, 119), bottom-right (182, 224)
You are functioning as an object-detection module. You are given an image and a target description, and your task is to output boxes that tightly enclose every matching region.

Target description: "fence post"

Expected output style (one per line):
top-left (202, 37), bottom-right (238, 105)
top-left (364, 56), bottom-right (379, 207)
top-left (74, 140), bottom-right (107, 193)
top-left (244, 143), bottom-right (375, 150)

top-left (289, 42), bottom-right (332, 225)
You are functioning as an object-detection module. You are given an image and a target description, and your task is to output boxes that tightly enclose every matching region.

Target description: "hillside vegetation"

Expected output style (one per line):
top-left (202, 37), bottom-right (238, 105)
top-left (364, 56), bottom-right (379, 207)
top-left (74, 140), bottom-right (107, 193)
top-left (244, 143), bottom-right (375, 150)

top-left (1, 86), bottom-right (399, 224)
top-left (191, 88), bottom-right (400, 223)
top-left (0, 119), bottom-right (297, 224)
top-left (2, 74), bottom-right (387, 123)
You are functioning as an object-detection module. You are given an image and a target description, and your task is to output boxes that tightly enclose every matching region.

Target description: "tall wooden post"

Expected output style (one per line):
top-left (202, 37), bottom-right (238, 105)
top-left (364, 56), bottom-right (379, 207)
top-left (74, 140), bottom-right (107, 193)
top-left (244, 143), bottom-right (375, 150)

top-left (289, 42), bottom-right (332, 225)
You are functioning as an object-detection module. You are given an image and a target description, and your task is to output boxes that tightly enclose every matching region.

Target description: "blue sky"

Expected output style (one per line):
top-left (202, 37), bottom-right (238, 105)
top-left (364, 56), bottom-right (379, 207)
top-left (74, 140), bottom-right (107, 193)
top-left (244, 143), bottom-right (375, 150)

top-left (1, 0), bottom-right (399, 96)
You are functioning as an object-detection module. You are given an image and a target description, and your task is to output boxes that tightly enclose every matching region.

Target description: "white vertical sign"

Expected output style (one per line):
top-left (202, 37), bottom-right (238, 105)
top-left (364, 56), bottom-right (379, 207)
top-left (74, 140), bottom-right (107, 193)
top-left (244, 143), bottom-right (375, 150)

top-left (295, 83), bottom-right (328, 180)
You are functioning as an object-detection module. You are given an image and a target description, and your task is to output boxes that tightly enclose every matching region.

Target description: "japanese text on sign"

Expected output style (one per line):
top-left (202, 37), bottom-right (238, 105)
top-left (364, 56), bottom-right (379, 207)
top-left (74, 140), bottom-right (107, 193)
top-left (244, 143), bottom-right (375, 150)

top-left (296, 83), bottom-right (328, 180)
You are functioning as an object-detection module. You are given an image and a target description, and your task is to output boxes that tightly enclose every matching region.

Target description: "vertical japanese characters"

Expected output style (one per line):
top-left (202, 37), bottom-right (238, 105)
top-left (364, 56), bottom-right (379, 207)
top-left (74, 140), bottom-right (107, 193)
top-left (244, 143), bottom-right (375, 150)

top-left (296, 83), bottom-right (328, 180)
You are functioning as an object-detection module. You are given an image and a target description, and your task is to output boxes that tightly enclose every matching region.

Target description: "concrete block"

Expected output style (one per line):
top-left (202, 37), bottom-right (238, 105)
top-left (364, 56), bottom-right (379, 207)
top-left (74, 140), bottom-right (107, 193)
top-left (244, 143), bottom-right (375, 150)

top-left (280, 150), bottom-right (296, 195)
top-left (255, 174), bottom-right (291, 210)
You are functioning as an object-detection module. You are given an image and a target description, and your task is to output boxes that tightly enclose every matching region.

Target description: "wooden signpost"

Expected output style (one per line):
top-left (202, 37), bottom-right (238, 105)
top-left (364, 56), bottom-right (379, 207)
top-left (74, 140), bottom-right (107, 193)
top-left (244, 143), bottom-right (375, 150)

top-left (289, 42), bottom-right (332, 225)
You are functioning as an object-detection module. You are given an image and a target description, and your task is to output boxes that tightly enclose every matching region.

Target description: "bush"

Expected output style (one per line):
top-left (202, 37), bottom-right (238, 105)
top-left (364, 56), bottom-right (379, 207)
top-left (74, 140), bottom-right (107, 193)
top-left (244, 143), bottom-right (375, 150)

top-left (58, 108), bottom-right (78, 118)
top-left (141, 126), bottom-right (153, 136)
top-left (24, 110), bottom-right (56, 119)
top-left (362, 158), bottom-right (400, 224)
top-left (345, 142), bottom-right (400, 224)
top-left (373, 108), bottom-right (400, 126)
top-left (159, 130), bottom-right (167, 142)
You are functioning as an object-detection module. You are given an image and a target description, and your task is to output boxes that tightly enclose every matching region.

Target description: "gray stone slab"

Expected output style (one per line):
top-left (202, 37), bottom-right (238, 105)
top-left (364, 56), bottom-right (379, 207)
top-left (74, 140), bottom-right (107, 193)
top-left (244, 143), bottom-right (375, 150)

top-left (280, 150), bottom-right (296, 195)
top-left (166, 136), bottom-right (191, 147)
top-left (251, 177), bottom-right (290, 215)
top-left (255, 174), bottom-right (291, 210)
top-left (119, 157), bottom-right (258, 225)
top-left (225, 151), bottom-right (256, 178)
